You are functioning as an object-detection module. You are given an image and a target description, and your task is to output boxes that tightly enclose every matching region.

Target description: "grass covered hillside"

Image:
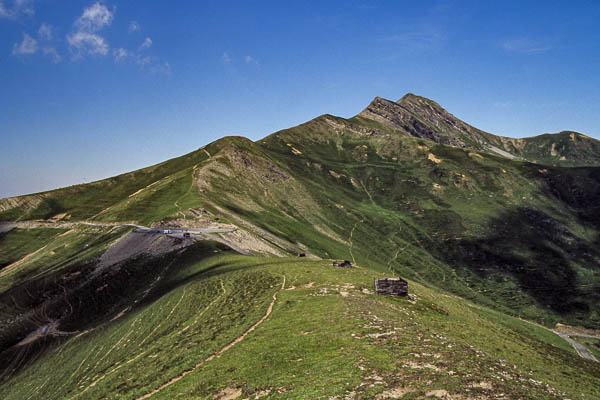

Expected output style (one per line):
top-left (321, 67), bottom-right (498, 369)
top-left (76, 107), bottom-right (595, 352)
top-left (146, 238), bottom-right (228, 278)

top-left (1, 94), bottom-right (600, 398)
top-left (0, 241), bottom-right (598, 399)
top-left (1, 96), bottom-right (600, 328)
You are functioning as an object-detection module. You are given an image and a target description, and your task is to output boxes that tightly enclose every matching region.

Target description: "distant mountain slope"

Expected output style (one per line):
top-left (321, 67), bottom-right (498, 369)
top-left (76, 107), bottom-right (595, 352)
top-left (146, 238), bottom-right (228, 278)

top-left (357, 94), bottom-right (600, 166)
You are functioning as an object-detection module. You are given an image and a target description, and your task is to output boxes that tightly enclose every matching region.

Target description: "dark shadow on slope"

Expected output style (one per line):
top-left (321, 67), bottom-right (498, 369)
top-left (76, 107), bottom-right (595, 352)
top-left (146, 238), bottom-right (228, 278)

top-left (0, 241), bottom-right (234, 380)
top-left (540, 166), bottom-right (600, 236)
top-left (439, 207), bottom-right (600, 320)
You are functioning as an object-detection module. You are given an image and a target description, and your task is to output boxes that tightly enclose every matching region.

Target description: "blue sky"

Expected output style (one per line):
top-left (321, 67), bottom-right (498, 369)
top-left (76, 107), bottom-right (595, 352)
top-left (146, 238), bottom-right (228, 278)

top-left (1, 0), bottom-right (600, 197)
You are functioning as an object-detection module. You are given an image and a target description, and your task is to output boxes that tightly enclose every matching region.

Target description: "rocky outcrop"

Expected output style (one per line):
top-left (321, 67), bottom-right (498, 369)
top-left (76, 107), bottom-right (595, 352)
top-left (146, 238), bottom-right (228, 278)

top-left (358, 95), bottom-right (491, 149)
top-left (357, 94), bottom-right (600, 167)
top-left (0, 194), bottom-right (45, 213)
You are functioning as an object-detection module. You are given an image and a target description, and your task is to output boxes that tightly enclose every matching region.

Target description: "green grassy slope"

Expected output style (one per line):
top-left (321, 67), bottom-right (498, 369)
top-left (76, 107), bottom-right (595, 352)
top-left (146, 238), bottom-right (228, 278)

top-left (0, 146), bottom-right (213, 223)
top-left (0, 242), bottom-right (597, 399)
top-left (1, 95), bottom-right (600, 398)
top-left (1, 99), bottom-right (600, 329)
top-left (510, 131), bottom-right (600, 167)
top-left (257, 116), bottom-right (600, 328)
top-left (0, 228), bottom-right (68, 270)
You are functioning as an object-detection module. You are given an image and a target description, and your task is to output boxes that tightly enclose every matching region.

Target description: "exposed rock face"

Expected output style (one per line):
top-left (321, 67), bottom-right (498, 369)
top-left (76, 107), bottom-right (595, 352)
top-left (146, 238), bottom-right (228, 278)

top-left (0, 195), bottom-right (44, 213)
top-left (358, 94), bottom-right (492, 149)
top-left (357, 94), bottom-right (600, 166)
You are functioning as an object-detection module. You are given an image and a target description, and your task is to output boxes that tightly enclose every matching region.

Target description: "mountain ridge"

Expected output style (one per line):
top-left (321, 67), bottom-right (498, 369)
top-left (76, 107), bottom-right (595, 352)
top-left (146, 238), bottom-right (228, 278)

top-left (2, 92), bottom-right (600, 204)
top-left (2, 94), bottom-right (600, 329)
top-left (356, 93), bottom-right (600, 166)
top-left (1, 93), bottom-right (600, 399)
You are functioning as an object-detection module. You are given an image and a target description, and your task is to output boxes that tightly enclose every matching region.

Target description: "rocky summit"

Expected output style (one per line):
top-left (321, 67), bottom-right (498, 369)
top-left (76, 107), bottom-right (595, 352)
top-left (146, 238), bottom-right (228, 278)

top-left (1, 95), bottom-right (599, 399)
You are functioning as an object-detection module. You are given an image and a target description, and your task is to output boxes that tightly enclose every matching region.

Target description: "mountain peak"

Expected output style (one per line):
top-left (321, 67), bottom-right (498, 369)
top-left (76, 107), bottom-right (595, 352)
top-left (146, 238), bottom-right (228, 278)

top-left (357, 93), bottom-right (487, 148)
top-left (396, 92), bottom-right (419, 102)
top-left (360, 93), bottom-right (445, 120)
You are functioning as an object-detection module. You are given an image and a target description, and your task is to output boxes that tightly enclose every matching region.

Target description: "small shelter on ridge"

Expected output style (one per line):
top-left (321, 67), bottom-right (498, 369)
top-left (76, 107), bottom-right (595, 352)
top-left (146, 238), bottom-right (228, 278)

top-left (374, 278), bottom-right (408, 296)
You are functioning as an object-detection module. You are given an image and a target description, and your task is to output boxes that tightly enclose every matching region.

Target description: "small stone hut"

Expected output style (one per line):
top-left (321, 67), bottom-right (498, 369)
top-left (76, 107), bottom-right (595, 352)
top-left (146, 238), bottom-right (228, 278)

top-left (374, 278), bottom-right (408, 296)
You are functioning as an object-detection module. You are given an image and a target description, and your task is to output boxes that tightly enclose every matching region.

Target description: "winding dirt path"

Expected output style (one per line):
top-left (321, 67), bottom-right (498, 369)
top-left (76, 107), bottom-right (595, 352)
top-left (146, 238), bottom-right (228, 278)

top-left (386, 246), bottom-right (406, 277)
top-left (517, 317), bottom-right (599, 362)
top-left (201, 148), bottom-right (212, 158)
top-left (348, 220), bottom-right (363, 265)
top-left (136, 275), bottom-right (286, 400)
top-left (553, 332), bottom-right (598, 361)
top-left (359, 179), bottom-right (374, 204)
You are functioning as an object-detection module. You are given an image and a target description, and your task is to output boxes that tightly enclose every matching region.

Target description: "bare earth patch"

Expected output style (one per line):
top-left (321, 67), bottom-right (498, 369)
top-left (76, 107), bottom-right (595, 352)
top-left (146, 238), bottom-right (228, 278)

top-left (214, 386), bottom-right (242, 400)
top-left (426, 389), bottom-right (450, 398)
top-left (428, 153), bottom-right (442, 164)
top-left (376, 387), bottom-right (414, 399)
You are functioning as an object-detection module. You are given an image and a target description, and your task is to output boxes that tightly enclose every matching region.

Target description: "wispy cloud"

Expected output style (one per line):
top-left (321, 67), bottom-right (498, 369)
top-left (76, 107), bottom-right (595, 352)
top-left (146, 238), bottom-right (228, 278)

top-left (12, 32), bottom-right (37, 56)
top-left (38, 23), bottom-right (53, 40)
top-left (221, 51), bottom-right (232, 65)
top-left (136, 55), bottom-right (151, 68)
top-left (68, 2), bottom-right (114, 58)
top-left (4, 1), bottom-right (167, 72)
top-left (139, 37), bottom-right (152, 51)
top-left (133, 55), bottom-right (170, 75)
top-left (382, 23), bottom-right (447, 52)
top-left (502, 39), bottom-right (552, 54)
top-left (112, 36), bottom-right (168, 74)
top-left (128, 20), bottom-right (139, 33)
top-left (383, 27), bottom-right (445, 51)
top-left (67, 31), bottom-right (109, 56)
top-left (245, 55), bottom-right (259, 68)
top-left (74, 2), bottom-right (114, 32)
top-left (0, 0), bottom-right (34, 19)
top-left (113, 47), bottom-right (129, 62)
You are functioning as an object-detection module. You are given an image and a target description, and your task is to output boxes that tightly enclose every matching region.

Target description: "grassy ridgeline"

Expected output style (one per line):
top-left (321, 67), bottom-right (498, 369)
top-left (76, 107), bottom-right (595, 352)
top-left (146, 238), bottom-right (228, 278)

top-left (0, 243), bottom-right (597, 399)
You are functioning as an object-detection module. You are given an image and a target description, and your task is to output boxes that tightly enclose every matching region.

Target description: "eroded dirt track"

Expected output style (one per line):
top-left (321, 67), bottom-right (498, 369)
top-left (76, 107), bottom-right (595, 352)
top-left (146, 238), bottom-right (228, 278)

top-left (554, 332), bottom-right (598, 361)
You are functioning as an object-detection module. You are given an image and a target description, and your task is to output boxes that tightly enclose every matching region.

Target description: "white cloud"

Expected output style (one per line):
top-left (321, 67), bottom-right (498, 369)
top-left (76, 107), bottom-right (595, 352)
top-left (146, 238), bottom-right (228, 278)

top-left (502, 39), bottom-right (551, 54)
top-left (43, 47), bottom-right (61, 63)
top-left (128, 21), bottom-right (139, 33)
top-left (139, 37), bottom-right (152, 51)
top-left (12, 32), bottom-right (37, 56)
top-left (38, 23), bottom-right (53, 40)
top-left (75, 2), bottom-right (114, 32)
top-left (113, 47), bottom-right (129, 62)
top-left (0, 0), bottom-right (34, 19)
top-left (67, 31), bottom-right (108, 56)
top-left (68, 3), bottom-right (114, 58)
top-left (221, 51), bottom-right (232, 64)
top-left (245, 55), bottom-right (259, 68)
